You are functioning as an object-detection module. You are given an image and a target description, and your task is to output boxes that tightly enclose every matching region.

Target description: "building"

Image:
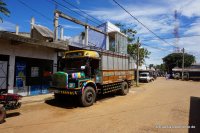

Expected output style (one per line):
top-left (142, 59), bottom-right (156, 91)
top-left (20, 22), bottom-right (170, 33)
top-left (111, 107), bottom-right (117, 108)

top-left (172, 64), bottom-right (200, 80)
top-left (0, 24), bottom-right (68, 96)
top-left (68, 21), bottom-right (135, 69)
top-left (69, 21), bottom-right (128, 53)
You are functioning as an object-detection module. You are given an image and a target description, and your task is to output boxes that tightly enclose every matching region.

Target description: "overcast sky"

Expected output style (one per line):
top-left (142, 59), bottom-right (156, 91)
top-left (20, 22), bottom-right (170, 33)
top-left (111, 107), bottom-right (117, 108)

top-left (1, 0), bottom-right (200, 65)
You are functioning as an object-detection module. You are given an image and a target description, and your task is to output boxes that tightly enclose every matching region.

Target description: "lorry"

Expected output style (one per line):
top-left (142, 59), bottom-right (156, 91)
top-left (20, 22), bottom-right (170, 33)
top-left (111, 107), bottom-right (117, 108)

top-left (49, 50), bottom-right (134, 107)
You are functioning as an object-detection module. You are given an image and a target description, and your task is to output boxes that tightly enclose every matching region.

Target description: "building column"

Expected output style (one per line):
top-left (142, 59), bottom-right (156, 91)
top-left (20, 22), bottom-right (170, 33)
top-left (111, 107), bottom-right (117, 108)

top-left (53, 53), bottom-right (58, 74)
top-left (85, 26), bottom-right (89, 46)
top-left (106, 34), bottom-right (109, 50)
top-left (54, 12), bottom-right (59, 41)
top-left (8, 55), bottom-right (15, 93)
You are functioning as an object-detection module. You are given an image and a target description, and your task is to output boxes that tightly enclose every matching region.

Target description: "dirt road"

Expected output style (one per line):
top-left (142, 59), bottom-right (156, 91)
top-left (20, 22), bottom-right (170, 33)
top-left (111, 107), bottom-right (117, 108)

top-left (1, 78), bottom-right (200, 133)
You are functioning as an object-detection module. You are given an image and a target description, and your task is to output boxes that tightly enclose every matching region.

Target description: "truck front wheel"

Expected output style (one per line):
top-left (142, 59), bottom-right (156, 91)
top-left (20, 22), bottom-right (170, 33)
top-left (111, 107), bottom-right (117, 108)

top-left (119, 81), bottom-right (129, 95)
top-left (80, 86), bottom-right (96, 107)
top-left (0, 106), bottom-right (6, 124)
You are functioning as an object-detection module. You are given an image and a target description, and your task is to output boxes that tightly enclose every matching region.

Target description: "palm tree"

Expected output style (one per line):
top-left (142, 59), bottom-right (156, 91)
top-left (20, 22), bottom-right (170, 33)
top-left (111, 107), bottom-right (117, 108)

top-left (0, 0), bottom-right (10, 22)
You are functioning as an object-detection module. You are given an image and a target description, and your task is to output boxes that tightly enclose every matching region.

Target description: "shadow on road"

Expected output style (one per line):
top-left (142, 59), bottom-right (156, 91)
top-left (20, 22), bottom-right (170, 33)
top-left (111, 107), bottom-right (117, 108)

top-left (45, 93), bottom-right (119, 109)
top-left (6, 112), bottom-right (20, 118)
top-left (45, 96), bottom-right (79, 109)
top-left (188, 96), bottom-right (200, 133)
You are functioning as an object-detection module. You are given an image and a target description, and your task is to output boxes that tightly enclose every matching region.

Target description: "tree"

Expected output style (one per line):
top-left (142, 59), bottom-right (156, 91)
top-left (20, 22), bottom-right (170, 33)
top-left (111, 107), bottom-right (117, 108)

top-left (155, 64), bottom-right (166, 71)
top-left (149, 64), bottom-right (154, 68)
top-left (0, 0), bottom-right (10, 23)
top-left (115, 23), bottom-right (151, 65)
top-left (115, 23), bottom-right (137, 43)
top-left (127, 38), bottom-right (151, 66)
top-left (163, 52), bottom-right (196, 73)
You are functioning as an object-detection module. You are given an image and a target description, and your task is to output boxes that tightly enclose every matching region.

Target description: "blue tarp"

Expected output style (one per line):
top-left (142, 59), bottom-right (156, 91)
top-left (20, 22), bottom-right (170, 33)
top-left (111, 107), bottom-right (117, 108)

top-left (88, 24), bottom-right (106, 49)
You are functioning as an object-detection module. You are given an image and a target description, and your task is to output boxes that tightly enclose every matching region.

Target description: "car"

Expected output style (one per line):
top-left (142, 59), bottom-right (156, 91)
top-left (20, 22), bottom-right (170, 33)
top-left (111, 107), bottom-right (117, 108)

top-left (139, 72), bottom-right (154, 83)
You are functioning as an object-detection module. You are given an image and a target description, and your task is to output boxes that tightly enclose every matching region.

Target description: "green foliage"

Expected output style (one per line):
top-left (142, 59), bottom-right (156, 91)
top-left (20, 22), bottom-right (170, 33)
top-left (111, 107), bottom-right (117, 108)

top-left (155, 64), bottom-right (166, 71)
top-left (127, 38), bottom-right (151, 66)
top-left (115, 23), bottom-right (137, 43)
top-left (149, 64), bottom-right (154, 69)
top-left (115, 23), bottom-right (151, 65)
top-left (0, 0), bottom-right (10, 23)
top-left (163, 52), bottom-right (196, 72)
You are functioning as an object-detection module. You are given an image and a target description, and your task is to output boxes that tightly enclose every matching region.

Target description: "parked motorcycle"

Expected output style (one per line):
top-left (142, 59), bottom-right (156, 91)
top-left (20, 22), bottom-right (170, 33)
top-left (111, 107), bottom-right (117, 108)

top-left (0, 91), bottom-right (22, 124)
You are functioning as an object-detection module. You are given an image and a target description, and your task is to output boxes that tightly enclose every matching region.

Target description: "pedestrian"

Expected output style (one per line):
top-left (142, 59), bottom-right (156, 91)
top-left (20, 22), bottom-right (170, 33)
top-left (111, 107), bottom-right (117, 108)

top-left (165, 73), bottom-right (168, 80)
top-left (84, 61), bottom-right (91, 78)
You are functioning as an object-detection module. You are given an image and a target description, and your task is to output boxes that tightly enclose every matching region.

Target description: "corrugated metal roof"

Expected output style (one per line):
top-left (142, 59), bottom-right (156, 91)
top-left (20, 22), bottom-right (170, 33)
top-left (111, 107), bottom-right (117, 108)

top-left (33, 24), bottom-right (53, 38)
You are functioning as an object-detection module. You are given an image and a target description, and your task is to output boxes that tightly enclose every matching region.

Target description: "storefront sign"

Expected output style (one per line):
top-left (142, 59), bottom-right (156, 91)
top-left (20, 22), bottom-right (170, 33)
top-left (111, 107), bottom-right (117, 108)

top-left (31, 67), bottom-right (39, 77)
top-left (16, 62), bottom-right (26, 88)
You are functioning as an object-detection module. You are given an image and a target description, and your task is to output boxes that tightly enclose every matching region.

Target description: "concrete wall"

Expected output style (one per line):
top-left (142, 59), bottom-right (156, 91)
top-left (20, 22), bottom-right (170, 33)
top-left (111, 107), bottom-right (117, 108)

top-left (106, 21), bottom-right (120, 32)
top-left (31, 29), bottom-right (45, 41)
top-left (0, 39), bottom-right (57, 95)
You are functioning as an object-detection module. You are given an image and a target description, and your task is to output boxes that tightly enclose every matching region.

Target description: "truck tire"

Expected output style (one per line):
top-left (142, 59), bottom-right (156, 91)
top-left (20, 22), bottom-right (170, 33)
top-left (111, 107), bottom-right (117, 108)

top-left (0, 106), bottom-right (6, 124)
top-left (80, 86), bottom-right (96, 107)
top-left (119, 81), bottom-right (129, 95)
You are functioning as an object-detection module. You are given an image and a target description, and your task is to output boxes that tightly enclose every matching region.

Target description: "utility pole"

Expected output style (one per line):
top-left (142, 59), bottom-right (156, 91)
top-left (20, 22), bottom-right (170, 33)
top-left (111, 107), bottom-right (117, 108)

top-left (136, 41), bottom-right (140, 87)
top-left (54, 11), bottom-right (59, 41)
top-left (182, 48), bottom-right (185, 80)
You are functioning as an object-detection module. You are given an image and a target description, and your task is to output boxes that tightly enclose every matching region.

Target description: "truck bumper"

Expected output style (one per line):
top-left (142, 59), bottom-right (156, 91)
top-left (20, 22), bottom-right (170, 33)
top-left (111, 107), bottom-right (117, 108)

top-left (49, 87), bottom-right (81, 95)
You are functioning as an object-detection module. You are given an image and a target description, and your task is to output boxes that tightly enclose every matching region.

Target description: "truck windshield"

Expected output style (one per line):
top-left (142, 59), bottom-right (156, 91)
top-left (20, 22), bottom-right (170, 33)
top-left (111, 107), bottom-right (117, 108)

top-left (60, 58), bottom-right (86, 72)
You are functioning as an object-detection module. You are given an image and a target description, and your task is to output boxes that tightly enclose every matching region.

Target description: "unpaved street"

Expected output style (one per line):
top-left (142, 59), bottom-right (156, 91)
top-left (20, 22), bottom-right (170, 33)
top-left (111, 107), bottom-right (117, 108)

top-left (1, 78), bottom-right (200, 133)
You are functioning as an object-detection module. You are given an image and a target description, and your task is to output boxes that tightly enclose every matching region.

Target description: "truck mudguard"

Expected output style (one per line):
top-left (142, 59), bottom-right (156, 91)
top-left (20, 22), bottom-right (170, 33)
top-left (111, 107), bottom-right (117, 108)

top-left (81, 80), bottom-right (97, 94)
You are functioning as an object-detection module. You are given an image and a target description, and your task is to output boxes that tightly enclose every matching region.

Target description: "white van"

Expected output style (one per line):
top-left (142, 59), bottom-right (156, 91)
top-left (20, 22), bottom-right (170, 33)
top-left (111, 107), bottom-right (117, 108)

top-left (139, 72), bottom-right (154, 83)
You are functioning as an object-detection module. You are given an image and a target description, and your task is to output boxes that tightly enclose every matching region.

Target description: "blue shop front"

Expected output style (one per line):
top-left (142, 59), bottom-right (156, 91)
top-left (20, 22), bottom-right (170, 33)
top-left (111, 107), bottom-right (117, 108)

top-left (15, 57), bottom-right (53, 96)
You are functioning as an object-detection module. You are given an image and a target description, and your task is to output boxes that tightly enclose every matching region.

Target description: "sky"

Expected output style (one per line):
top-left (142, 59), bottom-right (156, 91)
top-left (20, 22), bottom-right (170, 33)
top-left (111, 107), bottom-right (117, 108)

top-left (1, 0), bottom-right (200, 65)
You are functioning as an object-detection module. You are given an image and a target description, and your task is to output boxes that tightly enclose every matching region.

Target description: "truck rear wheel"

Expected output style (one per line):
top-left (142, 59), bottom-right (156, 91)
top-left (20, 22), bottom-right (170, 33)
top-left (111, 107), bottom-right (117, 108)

top-left (119, 81), bottom-right (129, 95)
top-left (0, 106), bottom-right (6, 124)
top-left (80, 86), bottom-right (96, 107)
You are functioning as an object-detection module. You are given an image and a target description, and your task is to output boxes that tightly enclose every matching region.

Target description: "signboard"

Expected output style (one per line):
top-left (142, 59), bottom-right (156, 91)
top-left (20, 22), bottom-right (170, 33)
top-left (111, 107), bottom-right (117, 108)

top-left (15, 62), bottom-right (26, 88)
top-left (31, 67), bottom-right (39, 77)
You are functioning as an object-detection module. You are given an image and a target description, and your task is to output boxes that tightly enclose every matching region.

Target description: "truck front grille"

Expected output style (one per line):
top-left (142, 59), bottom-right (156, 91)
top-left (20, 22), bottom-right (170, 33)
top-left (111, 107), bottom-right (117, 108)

top-left (52, 72), bottom-right (67, 88)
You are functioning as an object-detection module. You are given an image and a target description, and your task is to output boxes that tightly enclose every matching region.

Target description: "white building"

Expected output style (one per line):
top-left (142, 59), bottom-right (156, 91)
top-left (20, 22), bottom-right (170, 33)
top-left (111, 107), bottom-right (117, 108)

top-left (0, 25), bottom-right (68, 96)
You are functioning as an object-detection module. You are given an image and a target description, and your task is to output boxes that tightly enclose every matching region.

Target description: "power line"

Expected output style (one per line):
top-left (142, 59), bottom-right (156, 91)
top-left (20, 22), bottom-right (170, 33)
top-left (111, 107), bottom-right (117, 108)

top-left (51, 1), bottom-right (174, 52)
top-left (141, 34), bottom-right (200, 41)
top-left (53, 0), bottom-right (119, 32)
top-left (62, 0), bottom-right (102, 24)
top-left (17, 0), bottom-right (52, 22)
top-left (141, 43), bottom-right (171, 52)
top-left (50, 0), bottom-right (101, 26)
top-left (142, 43), bottom-right (199, 59)
top-left (112, 0), bottom-right (176, 48)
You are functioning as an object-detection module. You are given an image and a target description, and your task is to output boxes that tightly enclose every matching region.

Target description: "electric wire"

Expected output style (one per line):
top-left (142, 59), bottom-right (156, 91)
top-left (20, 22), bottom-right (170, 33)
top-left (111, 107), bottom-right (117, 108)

top-left (113, 0), bottom-right (177, 48)
top-left (62, 0), bottom-right (118, 32)
top-left (17, 0), bottom-right (52, 22)
top-left (141, 34), bottom-right (200, 41)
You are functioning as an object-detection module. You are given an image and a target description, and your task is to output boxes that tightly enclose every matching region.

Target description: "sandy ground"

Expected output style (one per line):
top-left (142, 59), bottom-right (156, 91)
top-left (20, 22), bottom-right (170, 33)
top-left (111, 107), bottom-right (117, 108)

top-left (1, 77), bottom-right (200, 133)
